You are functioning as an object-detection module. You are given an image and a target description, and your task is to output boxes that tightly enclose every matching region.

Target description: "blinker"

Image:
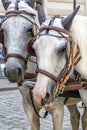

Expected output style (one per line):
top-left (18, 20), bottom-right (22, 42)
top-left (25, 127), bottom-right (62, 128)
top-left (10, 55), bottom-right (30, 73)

top-left (27, 38), bottom-right (36, 56)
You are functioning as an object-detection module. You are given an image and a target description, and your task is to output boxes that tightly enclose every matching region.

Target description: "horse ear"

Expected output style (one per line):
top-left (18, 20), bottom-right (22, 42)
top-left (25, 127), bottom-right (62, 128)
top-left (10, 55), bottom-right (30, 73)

top-left (62, 5), bottom-right (80, 30)
top-left (37, 3), bottom-right (46, 25)
top-left (25, 0), bottom-right (35, 8)
top-left (2, 0), bottom-right (11, 10)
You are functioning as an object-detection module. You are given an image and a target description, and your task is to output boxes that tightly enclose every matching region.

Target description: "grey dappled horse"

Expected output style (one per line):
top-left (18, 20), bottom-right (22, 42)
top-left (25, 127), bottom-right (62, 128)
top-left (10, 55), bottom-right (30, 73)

top-left (29, 4), bottom-right (87, 130)
top-left (0, 0), bottom-right (39, 130)
top-left (0, 1), bottom-right (85, 130)
top-left (1, 0), bottom-right (37, 83)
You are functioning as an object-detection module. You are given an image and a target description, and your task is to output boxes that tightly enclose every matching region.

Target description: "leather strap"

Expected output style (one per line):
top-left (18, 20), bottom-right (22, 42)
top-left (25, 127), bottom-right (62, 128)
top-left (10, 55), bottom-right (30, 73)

top-left (29, 89), bottom-right (48, 118)
top-left (5, 10), bottom-right (35, 17)
top-left (40, 26), bottom-right (70, 36)
top-left (5, 53), bottom-right (27, 63)
top-left (64, 82), bottom-right (87, 91)
top-left (36, 68), bottom-right (58, 82)
top-left (1, 12), bottom-right (38, 28)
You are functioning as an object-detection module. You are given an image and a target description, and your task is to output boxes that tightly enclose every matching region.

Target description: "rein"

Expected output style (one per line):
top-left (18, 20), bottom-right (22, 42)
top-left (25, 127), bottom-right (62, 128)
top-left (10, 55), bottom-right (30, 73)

top-left (29, 89), bottom-right (48, 118)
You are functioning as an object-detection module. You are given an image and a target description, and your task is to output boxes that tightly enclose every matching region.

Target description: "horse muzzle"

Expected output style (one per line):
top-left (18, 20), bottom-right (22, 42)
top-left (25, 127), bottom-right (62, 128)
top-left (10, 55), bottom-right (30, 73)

top-left (4, 66), bottom-right (22, 83)
top-left (32, 85), bottom-right (54, 107)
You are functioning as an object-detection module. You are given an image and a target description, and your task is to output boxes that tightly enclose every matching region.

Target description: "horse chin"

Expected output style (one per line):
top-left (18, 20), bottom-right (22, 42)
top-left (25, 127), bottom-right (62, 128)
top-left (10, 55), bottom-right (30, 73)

top-left (6, 74), bottom-right (22, 83)
top-left (44, 102), bottom-right (53, 108)
top-left (8, 78), bottom-right (19, 83)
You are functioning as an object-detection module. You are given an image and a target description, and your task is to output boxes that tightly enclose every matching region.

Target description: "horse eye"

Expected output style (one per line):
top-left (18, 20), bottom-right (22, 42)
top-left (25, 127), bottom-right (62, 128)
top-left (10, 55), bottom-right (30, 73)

top-left (27, 28), bottom-right (34, 36)
top-left (27, 28), bottom-right (32, 32)
top-left (58, 46), bottom-right (66, 53)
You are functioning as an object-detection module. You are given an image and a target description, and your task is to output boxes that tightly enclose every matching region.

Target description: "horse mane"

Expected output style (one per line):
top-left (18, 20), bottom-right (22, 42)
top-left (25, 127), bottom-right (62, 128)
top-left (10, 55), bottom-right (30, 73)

top-left (70, 15), bottom-right (87, 58)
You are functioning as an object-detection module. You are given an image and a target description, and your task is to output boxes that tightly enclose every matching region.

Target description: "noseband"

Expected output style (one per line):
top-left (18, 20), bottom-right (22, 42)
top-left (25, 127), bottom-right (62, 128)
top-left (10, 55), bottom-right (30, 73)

top-left (0, 4), bottom-right (38, 64)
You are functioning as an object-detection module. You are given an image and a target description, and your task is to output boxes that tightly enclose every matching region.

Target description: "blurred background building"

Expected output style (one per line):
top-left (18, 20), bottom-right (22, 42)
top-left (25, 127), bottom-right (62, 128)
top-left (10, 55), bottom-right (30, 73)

top-left (0, 0), bottom-right (87, 16)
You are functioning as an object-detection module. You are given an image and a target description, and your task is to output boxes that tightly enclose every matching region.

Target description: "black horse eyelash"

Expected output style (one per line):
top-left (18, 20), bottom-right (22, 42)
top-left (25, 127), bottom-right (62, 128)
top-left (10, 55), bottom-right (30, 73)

top-left (58, 46), bottom-right (66, 53)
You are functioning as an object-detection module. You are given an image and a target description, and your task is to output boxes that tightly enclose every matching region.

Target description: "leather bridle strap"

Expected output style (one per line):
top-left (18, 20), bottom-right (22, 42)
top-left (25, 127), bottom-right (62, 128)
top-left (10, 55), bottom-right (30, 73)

top-left (36, 68), bottom-right (58, 82)
top-left (1, 11), bottom-right (38, 29)
top-left (5, 10), bottom-right (35, 17)
top-left (5, 53), bottom-right (27, 63)
top-left (29, 89), bottom-right (48, 118)
top-left (64, 82), bottom-right (87, 91)
top-left (40, 26), bottom-right (70, 35)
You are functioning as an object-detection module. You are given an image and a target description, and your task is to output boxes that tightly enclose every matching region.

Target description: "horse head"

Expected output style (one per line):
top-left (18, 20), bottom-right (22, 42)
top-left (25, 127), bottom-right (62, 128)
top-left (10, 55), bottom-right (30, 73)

top-left (29, 4), bottom-right (80, 107)
top-left (0, 0), bottom-right (38, 83)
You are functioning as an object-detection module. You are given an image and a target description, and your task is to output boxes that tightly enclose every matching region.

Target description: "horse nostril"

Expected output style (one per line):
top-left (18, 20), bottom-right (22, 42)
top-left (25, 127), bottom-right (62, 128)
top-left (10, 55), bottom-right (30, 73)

top-left (17, 68), bottom-right (22, 75)
top-left (4, 67), bottom-right (7, 76)
top-left (41, 93), bottom-right (50, 106)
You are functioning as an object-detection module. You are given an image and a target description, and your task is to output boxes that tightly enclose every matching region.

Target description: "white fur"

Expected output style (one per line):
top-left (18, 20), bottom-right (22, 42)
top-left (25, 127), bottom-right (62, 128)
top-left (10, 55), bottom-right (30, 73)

top-left (7, 1), bottom-right (36, 15)
top-left (70, 15), bottom-right (87, 106)
top-left (71, 15), bottom-right (87, 78)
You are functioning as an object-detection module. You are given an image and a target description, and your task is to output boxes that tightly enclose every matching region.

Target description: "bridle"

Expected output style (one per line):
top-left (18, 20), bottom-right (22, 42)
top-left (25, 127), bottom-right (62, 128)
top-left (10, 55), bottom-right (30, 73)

top-left (27, 15), bottom-right (87, 117)
top-left (0, 1), bottom-right (39, 64)
top-left (36, 27), bottom-right (82, 98)
top-left (36, 26), bottom-right (75, 96)
top-left (27, 16), bottom-right (81, 98)
top-left (26, 17), bottom-right (77, 117)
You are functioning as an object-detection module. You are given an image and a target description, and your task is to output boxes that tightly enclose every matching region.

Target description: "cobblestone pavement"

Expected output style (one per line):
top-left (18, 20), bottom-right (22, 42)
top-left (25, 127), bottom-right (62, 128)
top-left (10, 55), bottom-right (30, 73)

top-left (0, 79), bottom-right (83, 130)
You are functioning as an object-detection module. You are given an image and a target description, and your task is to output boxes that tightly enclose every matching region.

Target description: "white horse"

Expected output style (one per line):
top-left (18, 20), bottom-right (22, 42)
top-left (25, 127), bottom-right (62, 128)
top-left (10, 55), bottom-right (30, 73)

top-left (0, 0), bottom-right (40, 130)
top-left (0, 1), bottom-right (85, 130)
top-left (30, 4), bottom-right (87, 130)
top-left (1, 0), bottom-right (37, 83)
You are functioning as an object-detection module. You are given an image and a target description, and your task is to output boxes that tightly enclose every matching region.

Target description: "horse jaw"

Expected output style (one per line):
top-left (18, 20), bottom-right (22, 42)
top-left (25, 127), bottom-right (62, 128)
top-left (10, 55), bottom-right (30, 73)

top-left (32, 73), bottom-right (50, 106)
